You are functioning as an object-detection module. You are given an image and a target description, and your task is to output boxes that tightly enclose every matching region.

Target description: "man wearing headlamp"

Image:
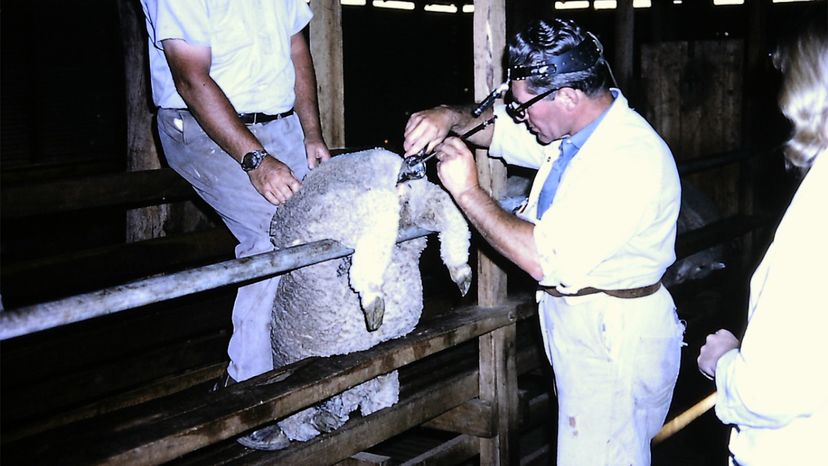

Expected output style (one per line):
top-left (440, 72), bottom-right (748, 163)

top-left (404, 18), bottom-right (684, 465)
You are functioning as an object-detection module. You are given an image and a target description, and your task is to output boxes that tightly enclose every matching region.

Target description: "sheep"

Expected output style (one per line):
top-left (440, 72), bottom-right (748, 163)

top-left (266, 147), bottom-right (472, 445)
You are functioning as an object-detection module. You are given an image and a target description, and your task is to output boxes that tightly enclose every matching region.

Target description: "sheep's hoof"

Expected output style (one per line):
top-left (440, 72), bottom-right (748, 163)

top-left (236, 423), bottom-right (290, 451)
top-left (311, 410), bottom-right (345, 433)
top-left (449, 264), bottom-right (473, 296)
top-left (362, 296), bottom-right (385, 331)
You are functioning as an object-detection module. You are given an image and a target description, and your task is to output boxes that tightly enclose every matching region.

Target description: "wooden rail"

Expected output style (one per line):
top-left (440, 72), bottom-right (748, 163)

top-left (1, 168), bottom-right (193, 218)
top-left (2, 300), bottom-right (533, 465)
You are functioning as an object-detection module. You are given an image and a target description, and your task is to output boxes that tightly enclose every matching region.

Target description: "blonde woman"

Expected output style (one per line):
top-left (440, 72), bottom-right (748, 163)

top-left (698, 27), bottom-right (828, 466)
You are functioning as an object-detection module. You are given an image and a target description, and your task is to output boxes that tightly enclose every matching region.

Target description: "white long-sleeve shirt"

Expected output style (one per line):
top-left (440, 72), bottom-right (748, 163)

top-left (490, 89), bottom-right (681, 293)
top-left (715, 150), bottom-right (828, 466)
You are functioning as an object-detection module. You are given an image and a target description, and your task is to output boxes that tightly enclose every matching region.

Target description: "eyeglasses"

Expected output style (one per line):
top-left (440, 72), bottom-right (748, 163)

top-left (505, 87), bottom-right (558, 120)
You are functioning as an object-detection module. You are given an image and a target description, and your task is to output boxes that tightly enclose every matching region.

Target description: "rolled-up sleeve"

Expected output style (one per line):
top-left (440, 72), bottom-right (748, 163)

top-left (289, 0), bottom-right (313, 35)
top-left (145, 0), bottom-right (210, 49)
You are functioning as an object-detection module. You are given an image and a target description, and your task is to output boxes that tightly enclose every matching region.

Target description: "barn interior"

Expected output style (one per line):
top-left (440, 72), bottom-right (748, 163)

top-left (1, 0), bottom-right (826, 464)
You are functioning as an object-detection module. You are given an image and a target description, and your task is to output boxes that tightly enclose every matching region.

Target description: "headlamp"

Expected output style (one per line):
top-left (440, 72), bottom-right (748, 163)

top-left (471, 33), bottom-right (606, 118)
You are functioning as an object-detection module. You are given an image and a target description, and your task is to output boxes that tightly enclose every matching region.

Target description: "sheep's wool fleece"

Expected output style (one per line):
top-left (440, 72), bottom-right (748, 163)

top-left (269, 148), bottom-right (469, 362)
top-left (267, 148), bottom-right (471, 442)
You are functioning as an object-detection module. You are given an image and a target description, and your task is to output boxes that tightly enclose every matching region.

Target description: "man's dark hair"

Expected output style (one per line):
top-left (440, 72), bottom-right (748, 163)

top-left (508, 18), bottom-right (612, 97)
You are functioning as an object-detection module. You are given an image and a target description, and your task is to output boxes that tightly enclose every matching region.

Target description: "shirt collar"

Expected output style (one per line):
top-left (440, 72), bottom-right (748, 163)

top-left (563, 89), bottom-right (616, 151)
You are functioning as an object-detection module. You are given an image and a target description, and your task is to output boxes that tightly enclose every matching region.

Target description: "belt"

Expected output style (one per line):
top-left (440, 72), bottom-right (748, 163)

top-left (539, 282), bottom-right (662, 299)
top-left (237, 109), bottom-right (294, 125)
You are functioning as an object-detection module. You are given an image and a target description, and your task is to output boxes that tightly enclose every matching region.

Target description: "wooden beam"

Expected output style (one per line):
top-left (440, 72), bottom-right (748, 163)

top-left (3, 332), bottom-right (228, 427)
top-left (479, 323), bottom-right (519, 465)
top-left (310, 0), bottom-right (346, 148)
top-left (399, 434), bottom-right (480, 466)
top-left (1, 168), bottom-right (193, 218)
top-left (422, 399), bottom-right (495, 437)
top-left (674, 215), bottom-right (767, 260)
top-left (3, 363), bottom-right (227, 443)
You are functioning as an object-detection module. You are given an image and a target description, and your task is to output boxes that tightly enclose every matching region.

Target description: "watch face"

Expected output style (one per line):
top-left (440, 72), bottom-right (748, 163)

top-left (241, 150), bottom-right (265, 171)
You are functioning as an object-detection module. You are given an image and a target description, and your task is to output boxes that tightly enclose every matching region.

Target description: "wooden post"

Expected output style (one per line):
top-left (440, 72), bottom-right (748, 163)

top-left (614, 0), bottom-right (635, 93)
top-left (473, 2), bottom-right (507, 309)
top-left (473, 2), bottom-right (517, 465)
top-left (117, 0), bottom-right (169, 242)
top-left (309, 0), bottom-right (346, 149)
top-left (739, 0), bottom-right (769, 267)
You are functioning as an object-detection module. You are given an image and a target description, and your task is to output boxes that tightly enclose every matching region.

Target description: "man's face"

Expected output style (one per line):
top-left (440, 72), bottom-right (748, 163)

top-left (508, 80), bottom-right (564, 145)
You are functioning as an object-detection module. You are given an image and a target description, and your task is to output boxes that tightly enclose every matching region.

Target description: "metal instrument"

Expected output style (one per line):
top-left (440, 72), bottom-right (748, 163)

top-left (396, 114), bottom-right (497, 184)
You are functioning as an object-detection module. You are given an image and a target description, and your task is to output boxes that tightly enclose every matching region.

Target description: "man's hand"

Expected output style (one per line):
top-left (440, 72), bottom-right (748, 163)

top-left (305, 137), bottom-right (331, 169)
top-left (248, 156), bottom-right (302, 205)
top-left (403, 106), bottom-right (456, 156)
top-left (433, 137), bottom-right (479, 200)
top-left (698, 329), bottom-right (740, 379)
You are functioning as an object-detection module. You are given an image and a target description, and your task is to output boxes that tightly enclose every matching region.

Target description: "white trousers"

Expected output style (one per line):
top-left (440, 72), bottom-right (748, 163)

top-left (538, 286), bottom-right (685, 466)
top-left (157, 108), bottom-right (309, 382)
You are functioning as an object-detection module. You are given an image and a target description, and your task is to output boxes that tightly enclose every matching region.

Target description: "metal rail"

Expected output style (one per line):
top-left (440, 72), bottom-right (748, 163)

top-left (0, 145), bottom-right (774, 341)
top-left (0, 226), bottom-right (430, 341)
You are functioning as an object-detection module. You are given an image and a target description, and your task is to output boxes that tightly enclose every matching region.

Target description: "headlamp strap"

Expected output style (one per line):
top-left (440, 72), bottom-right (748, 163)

top-left (509, 33), bottom-right (603, 81)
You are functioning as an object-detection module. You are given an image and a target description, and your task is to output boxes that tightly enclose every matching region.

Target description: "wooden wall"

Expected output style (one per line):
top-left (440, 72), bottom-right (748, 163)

top-left (641, 40), bottom-right (744, 217)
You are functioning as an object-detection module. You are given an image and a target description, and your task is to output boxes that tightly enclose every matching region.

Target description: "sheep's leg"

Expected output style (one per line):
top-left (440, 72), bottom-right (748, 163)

top-left (411, 184), bottom-right (473, 296)
top-left (312, 373), bottom-right (400, 434)
top-left (348, 191), bottom-right (400, 331)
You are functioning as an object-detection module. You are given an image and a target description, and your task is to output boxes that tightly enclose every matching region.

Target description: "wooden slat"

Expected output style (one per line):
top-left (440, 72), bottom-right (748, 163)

top-left (0, 158), bottom-right (122, 184)
top-left (239, 370), bottom-right (479, 465)
top-left (1, 168), bottom-right (193, 218)
top-left (3, 331), bottom-right (228, 425)
top-left (4, 363), bottom-right (227, 443)
top-left (336, 452), bottom-right (393, 465)
top-left (422, 399), bottom-right (494, 438)
top-left (399, 434), bottom-right (479, 466)
top-left (674, 214), bottom-right (767, 260)
top-left (1, 288), bottom-right (232, 388)
top-left (4, 301), bottom-right (532, 465)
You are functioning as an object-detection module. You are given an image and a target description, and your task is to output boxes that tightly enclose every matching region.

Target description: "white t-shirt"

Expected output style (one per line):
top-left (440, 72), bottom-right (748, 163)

top-left (489, 89), bottom-right (681, 293)
top-left (141, 0), bottom-right (312, 114)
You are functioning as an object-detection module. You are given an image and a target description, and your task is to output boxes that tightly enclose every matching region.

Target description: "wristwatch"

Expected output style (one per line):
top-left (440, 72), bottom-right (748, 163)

top-left (240, 149), bottom-right (269, 172)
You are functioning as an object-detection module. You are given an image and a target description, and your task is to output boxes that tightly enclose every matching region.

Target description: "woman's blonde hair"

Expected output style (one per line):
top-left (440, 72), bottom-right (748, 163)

top-left (777, 28), bottom-right (828, 169)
